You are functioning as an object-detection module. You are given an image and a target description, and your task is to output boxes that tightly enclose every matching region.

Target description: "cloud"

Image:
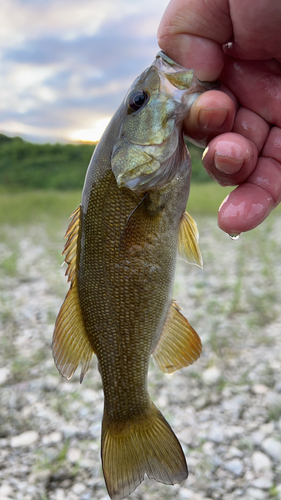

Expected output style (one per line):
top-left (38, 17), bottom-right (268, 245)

top-left (0, 0), bottom-right (170, 142)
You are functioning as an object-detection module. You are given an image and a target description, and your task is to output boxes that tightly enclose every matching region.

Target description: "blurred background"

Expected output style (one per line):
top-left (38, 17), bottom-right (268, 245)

top-left (1, 2), bottom-right (281, 500)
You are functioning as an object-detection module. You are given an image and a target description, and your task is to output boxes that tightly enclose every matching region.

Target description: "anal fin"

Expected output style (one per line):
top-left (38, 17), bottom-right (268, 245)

top-left (178, 211), bottom-right (203, 268)
top-left (52, 205), bottom-right (94, 382)
top-left (153, 300), bottom-right (202, 374)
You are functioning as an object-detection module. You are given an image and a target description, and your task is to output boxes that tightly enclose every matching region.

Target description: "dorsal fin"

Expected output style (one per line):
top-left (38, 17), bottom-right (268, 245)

top-left (178, 211), bottom-right (203, 268)
top-left (152, 300), bottom-right (202, 374)
top-left (52, 205), bottom-right (94, 383)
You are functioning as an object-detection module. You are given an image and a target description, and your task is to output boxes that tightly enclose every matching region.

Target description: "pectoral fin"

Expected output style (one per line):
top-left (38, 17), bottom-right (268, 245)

top-left (153, 300), bottom-right (202, 374)
top-left (52, 206), bottom-right (94, 383)
top-left (178, 211), bottom-right (203, 268)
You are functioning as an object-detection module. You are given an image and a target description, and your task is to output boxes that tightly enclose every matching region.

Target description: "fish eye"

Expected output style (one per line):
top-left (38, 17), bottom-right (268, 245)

top-left (127, 90), bottom-right (149, 113)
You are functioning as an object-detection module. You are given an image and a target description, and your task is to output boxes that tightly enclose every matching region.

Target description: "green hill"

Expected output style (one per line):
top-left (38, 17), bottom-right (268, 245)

top-left (0, 133), bottom-right (210, 191)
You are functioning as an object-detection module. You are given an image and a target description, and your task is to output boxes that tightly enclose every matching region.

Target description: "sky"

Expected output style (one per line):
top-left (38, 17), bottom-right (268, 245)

top-left (0, 0), bottom-right (170, 143)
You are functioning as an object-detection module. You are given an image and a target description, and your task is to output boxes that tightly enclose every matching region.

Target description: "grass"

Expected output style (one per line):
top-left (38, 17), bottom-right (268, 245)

top-left (0, 184), bottom-right (234, 228)
top-left (188, 183), bottom-right (232, 215)
top-left (0, 183), bottom-right (280, 227)
top-left (0, 190), bottom-right (81, 227)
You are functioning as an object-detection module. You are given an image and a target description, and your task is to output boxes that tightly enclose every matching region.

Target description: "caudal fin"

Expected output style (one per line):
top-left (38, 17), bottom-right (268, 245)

top-left (101, 402), bottom-right (188, 500)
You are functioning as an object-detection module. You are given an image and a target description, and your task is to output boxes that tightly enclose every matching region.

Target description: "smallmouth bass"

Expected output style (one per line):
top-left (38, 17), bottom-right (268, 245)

top-left (53, 51), bottom-right (212, 500)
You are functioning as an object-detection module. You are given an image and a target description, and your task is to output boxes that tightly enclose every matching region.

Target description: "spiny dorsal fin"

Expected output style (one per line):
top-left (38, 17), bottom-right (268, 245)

top-left (52, 205), bottom-right (94, 382)
top-left (178, 211), bottom-right (203, 268)
top-left (153, 300), bottom-right (202, 374)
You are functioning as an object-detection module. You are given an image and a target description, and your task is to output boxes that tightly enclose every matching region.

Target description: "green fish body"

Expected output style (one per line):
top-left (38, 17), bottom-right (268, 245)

top-left (53, 51), bottom-right (210, 500)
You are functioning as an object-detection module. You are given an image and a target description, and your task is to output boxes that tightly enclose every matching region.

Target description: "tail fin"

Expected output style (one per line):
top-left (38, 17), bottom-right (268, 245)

top-left (101, 402), bottom-right (188, 500)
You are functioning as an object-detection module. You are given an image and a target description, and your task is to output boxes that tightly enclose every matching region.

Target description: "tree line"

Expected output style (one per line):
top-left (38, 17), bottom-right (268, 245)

top-left (0, 133), bottom-right (210, 190)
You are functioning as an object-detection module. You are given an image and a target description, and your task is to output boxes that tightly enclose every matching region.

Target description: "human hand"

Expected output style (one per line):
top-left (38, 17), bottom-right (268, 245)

top-left (158, 0), bottom-right (281, 235)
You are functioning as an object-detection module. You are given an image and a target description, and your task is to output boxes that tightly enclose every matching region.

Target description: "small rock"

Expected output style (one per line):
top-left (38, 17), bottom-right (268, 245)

top-left (29, 470), bottom-right (51, 485)
top-left (221, 396), bottom-right (244, 417)
top-left (193, 395), bottom-right (210, 410)
top-left (251, 430), bottom-right (265, 446)
top-left (260, 422), bottom-right (275, 434)
top-left (252, 451), bottom-right (272, 474)
top-left (53, 489), bottom-right (67, 500)
top-left (0, 483), bottom-right (14, 498)
top-left (177, 427), bottom-right (194, 445)
top-left (225, 425), bottom-right (245, 440)
top-left (11, 430), bottom-right (39, 447)
top-left (245, 488), bottom-right (267, 499)
top-left (72, 483), bottom-right (86, 495)
top-left (252, 384), bottom-right (269, 394)
top-left (275, 484), bottom-right (281, 500)
top-left (67, 447), bottom-right (81, 463)
top-left (81, 389), bottom-right (98, 402)
top-left (261, 437), bottom-right (281, 461)
top-left (42, 432), bottom-right (63, 445)
top-left (178, 489), bottom-right (206, 500)
top-left (80, 458), bottom-right (96, 469)
top-left (224, 459), bottom-right (244, 476)
top-left (207, 424), bottom-right (224, 443)
top-left (0, 368), bottom-right (9, 385)
top-left (62, 425), bottom-right (79, 438)
top-left (227, 446), bottom-right (243, 458)
top-left (252, 476), bottom-right (273, 489)
top-left (202, 366), bottom-right (221, 385)
top-left (275, 381), bottom-right (281, 393)
top-left (43, 375), bottom-right (59, 391)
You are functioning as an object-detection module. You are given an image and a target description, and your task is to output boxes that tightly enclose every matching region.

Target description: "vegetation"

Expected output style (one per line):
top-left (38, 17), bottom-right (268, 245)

top-left (0, 133), bottom-right (210, 191)
top-left (0, 134), bottom-right (93, 190)
top-left (0, 184), bottom-right (235, 229)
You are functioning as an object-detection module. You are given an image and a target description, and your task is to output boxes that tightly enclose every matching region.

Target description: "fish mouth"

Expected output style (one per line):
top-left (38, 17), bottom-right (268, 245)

top-left (154, 50), bottom-right (220, 93)
top-left (153, 51), bottom-right (194, 91)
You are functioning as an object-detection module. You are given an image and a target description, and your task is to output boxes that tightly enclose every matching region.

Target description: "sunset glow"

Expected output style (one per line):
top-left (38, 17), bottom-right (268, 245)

top-left (70, 117), bottom-right (111, 143)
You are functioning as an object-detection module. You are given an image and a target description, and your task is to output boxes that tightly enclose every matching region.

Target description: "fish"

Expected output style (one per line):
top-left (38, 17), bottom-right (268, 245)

top-left (52, 50), bottom-right (213, 500)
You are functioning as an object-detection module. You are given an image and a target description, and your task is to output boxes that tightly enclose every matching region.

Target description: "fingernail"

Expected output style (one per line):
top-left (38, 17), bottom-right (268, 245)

top-left (198, 108), bottom-right (229, 130)
top-left (214, 154), bottom-right (244, 174)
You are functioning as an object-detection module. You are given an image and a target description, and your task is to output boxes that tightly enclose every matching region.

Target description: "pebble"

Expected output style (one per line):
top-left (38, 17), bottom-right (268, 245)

top-left (62, 425), bottom-right (80, 439)
top-left (276, 485), bottom-right (281, 500)
top-left (0, 483), bottom-right (14, 498)
top-left (207, 424), bottom-right (225, 443)
top-left (245, 488), bottom-right (268, 499)
top-left (10, 431), bottom-right (39, 447)
top-left (67, 447), bottom-right (81, 464)
top-left (252, 451), bottom-right (272, 473)
top-left (72, 483), bottom-right (86, 495)
top-left (28, 470), bottom-right (51, 485)
top-left (261, 437), bottom-right (281, 461)
top-left (252, 384), bottom-right (269, 394)
top-left (251, 476), bottom-right (273, 489)
top-left (202, 366), bottom-right (222, 385)
top-left (42, 431), bottom-right (63, 445)
top-left (2, 218), bottom-right (281, 500)
top-left (178, 489), bottom-right (207, 500)
top-left (53, 490), bottom-right (67, 500)
top-left (0, 368), bottom-right (10, 385)
top-left (224, 459), bottom-right (244, 476)
top-left (251, 430), bottom-right (265, 446)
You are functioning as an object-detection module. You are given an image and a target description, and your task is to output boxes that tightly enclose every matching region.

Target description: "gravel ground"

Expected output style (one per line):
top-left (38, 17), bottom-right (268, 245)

top-left (0, 213), bottom-right (281, 500)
